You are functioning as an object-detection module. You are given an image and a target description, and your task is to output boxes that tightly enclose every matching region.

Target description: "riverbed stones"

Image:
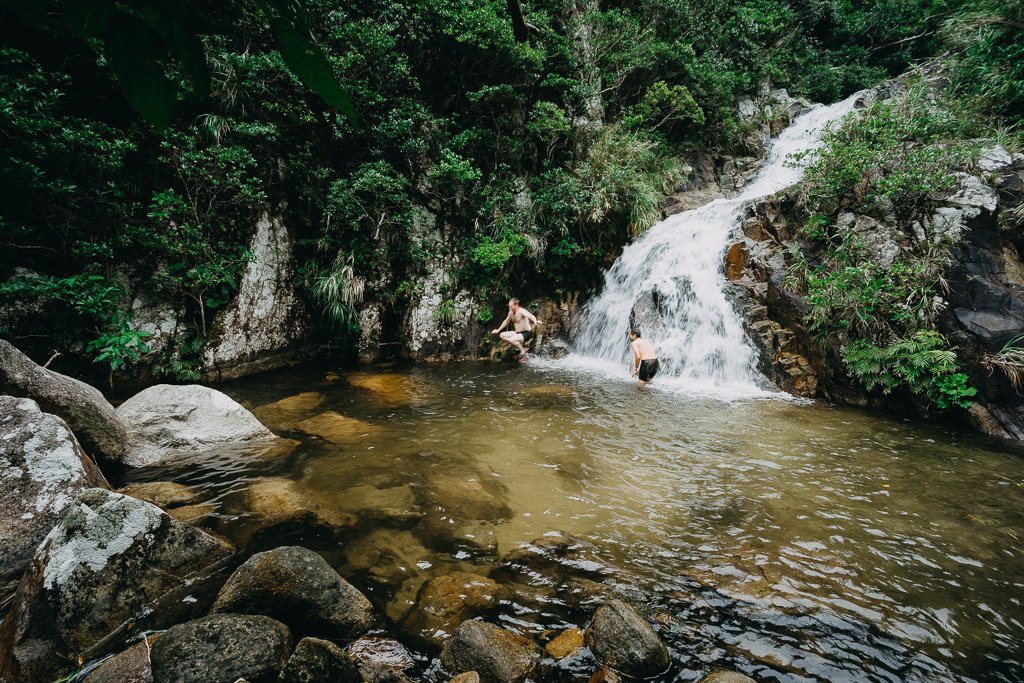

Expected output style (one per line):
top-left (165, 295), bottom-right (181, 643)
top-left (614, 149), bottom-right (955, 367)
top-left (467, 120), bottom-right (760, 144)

top-left (116, 384), bottom-right (276, 467)
top-left (0, 339), bottom-right (127, 463)
top-left (348, 636), bottom-right (415, 671)
top-left (0, 488), bottom-right (233, 683)
top-left (585, 599), bottom-right (670, 678)
top-left (278, 637), bottom-right (361, 683)
top-left (497, 533), bottom-right (607, 582)
top-left (229, 476), bottom-right (358, 544)
top-left (439, 620), bottom-right (541, 683)
top-left (296, 410), bottom-right (390, 444)
top-left (250, 391), bottom-right (325, 430)
top-left (150, 613), bottom-right (293, 683)
top-left (0, 397), bottom-right (109, 592)
top-left (401, 572), bottom-right (507, 649)
top-left (211, 545), bottom-right (377, 641)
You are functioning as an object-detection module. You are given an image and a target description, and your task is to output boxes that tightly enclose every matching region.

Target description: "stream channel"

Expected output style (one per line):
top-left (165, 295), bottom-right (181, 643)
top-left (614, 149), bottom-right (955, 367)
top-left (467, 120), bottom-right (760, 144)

top-left (118, 361), bottom-right (1024, 682)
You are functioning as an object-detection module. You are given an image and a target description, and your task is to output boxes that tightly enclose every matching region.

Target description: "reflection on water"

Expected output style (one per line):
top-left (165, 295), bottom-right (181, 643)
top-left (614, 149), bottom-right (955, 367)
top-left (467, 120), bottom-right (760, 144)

top-left (120, 361), bottom-right (1024, 681)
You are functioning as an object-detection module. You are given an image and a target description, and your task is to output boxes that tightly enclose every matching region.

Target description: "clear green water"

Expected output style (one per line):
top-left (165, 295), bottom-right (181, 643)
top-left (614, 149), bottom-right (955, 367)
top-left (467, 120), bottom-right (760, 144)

top-left (121, 361), bottom-right (1024, 681)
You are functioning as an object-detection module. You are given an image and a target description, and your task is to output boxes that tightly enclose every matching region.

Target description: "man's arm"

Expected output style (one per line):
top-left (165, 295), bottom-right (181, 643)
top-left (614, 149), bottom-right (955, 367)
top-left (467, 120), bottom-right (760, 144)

top-left (492, 312), bottom-right (513, 334)
top-left (631, 341), bottom-right (641, 375)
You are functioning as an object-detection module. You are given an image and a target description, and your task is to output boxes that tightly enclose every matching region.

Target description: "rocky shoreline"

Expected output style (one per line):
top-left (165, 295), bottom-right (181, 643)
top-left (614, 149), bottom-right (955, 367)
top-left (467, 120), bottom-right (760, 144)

top-left (0, 339), bottom-right (762, 683)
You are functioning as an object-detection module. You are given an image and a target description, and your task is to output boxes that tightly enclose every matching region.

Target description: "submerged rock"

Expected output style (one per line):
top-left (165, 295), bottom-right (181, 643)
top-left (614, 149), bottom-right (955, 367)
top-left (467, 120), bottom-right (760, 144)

top-left (0, 488), bottom-right (233, 683)
top-left (211, 545), bottom-right (377, 641)
top-left (296, 410), bottom-right (390, 445)
top-left (401, 572), bottom-right (506, 649)
top-left (0, 397), bottom-right (109, 592)
top-left (585, 599), bottom-right (670, 678)
top-left (699, 671), bottom-right (758, 683)
top-left (439, 620), bottom-right (541, 683)
top-left (115, 481), bottom-right (203, 509)
top-left (544, 627), bottom-right (585, 660)
top-left (0, 339), bottom-right (126, 464)
top-left (150, 613), bottom-right (293, 683)
top-left (116, 384), bottom-right (276, 467)
top-left (226, 476), bottom-right (358, 545)
top-left (278, 637), bottom-right (361, 683)
top-left (250, 391), bottom-right (325, 430)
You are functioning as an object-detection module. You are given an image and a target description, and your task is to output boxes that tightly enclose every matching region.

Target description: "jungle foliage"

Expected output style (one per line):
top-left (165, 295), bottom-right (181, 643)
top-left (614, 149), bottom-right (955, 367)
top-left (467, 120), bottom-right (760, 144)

top-left (784, 0), bottom-right (1022, 408)
top-left (0, 0), bottom-right (1003, 382)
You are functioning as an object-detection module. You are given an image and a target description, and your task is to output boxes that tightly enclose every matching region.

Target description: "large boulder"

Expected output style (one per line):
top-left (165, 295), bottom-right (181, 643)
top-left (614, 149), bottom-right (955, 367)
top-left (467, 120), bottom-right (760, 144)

top-left (210, 545), bottom-right (377, 641)
top-left (116, 384), bottom-right (276, 467)
top-left (585, 600), bottom-right (670, 678)
top-left (0, 397), bottom-right (109, 593)
top-left (439, 620), bottom-right (541, 683)
top-left (0, 339), bottom-right (126, 463)
top-left (0, 488), bottom-right (234, 683)
top-left (81, 633), bottom-right (161, 683)
top-left (149, 613), bottom-right (293, 683)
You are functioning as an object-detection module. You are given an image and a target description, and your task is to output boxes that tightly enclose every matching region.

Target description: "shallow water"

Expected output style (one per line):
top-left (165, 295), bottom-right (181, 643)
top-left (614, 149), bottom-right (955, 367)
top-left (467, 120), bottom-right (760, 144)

top-left (120, 360), bottom-right (1024, 681)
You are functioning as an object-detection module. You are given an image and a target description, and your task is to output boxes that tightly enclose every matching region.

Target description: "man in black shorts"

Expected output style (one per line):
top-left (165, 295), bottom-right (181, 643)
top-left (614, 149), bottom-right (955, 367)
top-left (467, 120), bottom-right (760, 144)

top-left (629, 328), bottom-right (659, 388)
top-left (492, 298), bottom-right (540, 361)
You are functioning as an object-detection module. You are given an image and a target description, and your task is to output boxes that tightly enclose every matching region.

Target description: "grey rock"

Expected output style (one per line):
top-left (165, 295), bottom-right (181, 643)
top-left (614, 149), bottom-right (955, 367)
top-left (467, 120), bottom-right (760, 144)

top-left (278, 637), bottom-right (361, 683)
top-left (0, 488), bottom-right (233, 683)
top-left (150, 613), bottom-right (292, 683)
top-left (439, 621), bottom-right (541, 683)
top-left (116, 384), bottom-right (276, 467)
top-left (585, 599), bottom-right (670, 678)
top-left (82, 634), bottom-right (160, 683)
top-left (0, 339), bottom-right (126, 463)
top-left (202, 212), bottom-right (309, 380)
top-left (211, 545), bottom-right (376, 641)
top-left (0, 397), bottom-right (109, 591)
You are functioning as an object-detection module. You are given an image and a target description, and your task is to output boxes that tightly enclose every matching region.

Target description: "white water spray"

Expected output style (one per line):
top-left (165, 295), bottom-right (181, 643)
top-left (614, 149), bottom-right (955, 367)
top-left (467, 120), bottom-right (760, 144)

top-left (569, 94), bottom-right (861, 397)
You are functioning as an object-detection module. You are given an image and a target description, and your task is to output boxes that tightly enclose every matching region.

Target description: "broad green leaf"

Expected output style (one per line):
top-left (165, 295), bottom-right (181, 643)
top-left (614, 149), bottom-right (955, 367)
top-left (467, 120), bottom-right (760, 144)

top-left (103, 14), bottom-right (177, 128)
top-left (62, 0), bottom-right (115, 37)
top-left (269, 18), bottom-right (356, 125)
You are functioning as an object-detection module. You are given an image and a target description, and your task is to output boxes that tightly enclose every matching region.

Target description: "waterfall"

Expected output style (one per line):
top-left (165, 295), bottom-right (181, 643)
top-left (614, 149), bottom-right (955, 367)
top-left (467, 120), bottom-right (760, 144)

top-left (569, 94), bottom-right (861, 397)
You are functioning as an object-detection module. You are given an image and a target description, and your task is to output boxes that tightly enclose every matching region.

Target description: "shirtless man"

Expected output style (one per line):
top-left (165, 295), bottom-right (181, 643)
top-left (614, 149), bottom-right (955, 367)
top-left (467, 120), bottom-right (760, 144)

top-left (492, 298), bottom-right (540, 361)
top-left (629, 328), bottom-right (659, 388)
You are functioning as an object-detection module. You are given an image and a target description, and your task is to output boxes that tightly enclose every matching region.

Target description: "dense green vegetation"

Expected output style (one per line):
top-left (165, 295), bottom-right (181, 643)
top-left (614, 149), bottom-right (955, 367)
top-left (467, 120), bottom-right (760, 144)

top-left (0, 0), bottom-right (1011, 384)
top-left (784, 0), bottom-right (1022, 409)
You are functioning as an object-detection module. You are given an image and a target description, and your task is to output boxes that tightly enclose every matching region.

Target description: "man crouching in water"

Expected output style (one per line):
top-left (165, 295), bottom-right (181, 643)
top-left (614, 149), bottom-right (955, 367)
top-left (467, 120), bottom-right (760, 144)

top-left (492, 297), bottom-right (540, 361)
top-left (630, 328), bottom-right (659, 388)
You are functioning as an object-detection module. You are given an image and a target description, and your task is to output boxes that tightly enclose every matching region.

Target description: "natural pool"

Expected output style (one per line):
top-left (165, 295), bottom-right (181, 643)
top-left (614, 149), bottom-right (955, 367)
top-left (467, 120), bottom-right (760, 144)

top-left (119, 360), bottom-right (1024, 682)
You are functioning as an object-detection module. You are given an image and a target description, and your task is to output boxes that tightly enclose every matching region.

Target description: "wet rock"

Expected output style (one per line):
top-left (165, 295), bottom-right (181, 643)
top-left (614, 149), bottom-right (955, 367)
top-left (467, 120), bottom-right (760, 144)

top-left (150, 613), bottom-right (293, 683)
top-left (449, 673), bottom-right (480, 683)
top-left (439, 620), bottom-right (541, 683)
top-left (0, 397), bottom-right (110, 592)
top-left (347, 372), bottom-right (425, 406)
top-left (724, 241), bottom-right (750, 281)
top-left (250, 392), bottom-right (325, 431)
top-left (585, 600), bottom-right (670, 678)
top-left (296, 410), bottom-right (390, 445)
top-left (699, 671), bottom-right (758, 683)
top-left (202, 212), bottom-right (309, 381)
top-left (278, 637), bottom-right (361, 683)
top-left (544, 627), bottom-right (584, 659)
top-left (0, 339), bottom-right (127, 464)
top-left (415, 508), bottom-right (500, 556)
top-left (401, 572), bottom-right (506, 649)
top-left (211, 545), bottom-right (376, 641)
top-left (116, 481), bottom-right (203, 509)
top-left (81, 633), bottom-right (160, 683)
top-left (0, 488), bottom-right (233, 683)
top-left (348, 637), bottom-right (415, 671)
top-left (116, 384), bottom-right (276, 467)
top-left (360, 663), bottom-right (418, 683)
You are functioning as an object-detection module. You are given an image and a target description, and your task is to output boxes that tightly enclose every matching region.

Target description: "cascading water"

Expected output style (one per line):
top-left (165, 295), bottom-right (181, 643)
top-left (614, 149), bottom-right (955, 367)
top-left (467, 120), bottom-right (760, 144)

top-left (570, 94), bottom-right (862, 397)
